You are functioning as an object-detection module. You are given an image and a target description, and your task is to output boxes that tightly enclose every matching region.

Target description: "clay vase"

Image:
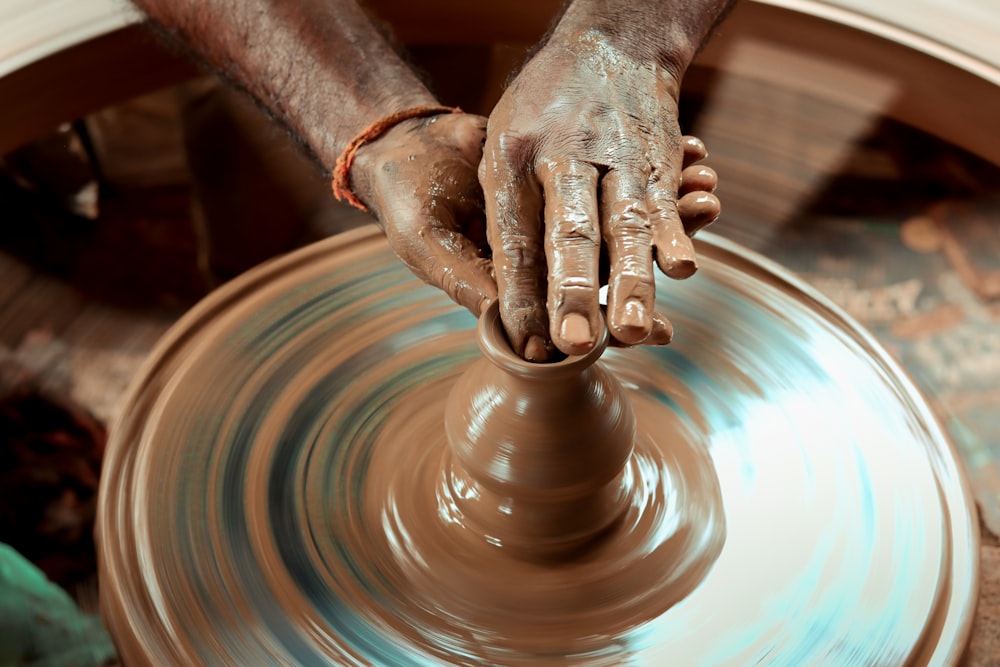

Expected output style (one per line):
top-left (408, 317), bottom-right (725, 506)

top-left (444, 303), bottom-right (636, 560)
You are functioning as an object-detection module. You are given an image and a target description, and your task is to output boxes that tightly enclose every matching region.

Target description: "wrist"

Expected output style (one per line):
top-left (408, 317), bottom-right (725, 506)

top-left (312, 88), bottom-right (438, 174)
top-left (548, 0), bottom-right (731, 78)
top-left (334, 107), bottom-right (460, 214)
top-left (539, 27), bottom-right (684, 99)
top-left (342, 116), bottom-right (419, 214)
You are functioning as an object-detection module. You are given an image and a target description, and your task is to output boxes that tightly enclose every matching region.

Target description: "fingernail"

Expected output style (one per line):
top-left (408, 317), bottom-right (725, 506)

top-left (683, 136), bottom-right (707, 160)
top-left (619, 299), bottom-right (646, 331)
top-left (665, 257), bottom-right (698, 279)
top-left (612, 299), bottom-right (649, 345)
top-left (524, 335), bottom-right (550, 362)
top-left (647, 318), bottom-right (674, 345)
top-left (661, 236), bottom-right (698, 279)
top-left (559, 313), bottom-right (592, 348)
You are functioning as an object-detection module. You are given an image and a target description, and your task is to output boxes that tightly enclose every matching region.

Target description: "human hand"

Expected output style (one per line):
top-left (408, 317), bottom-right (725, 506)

top-left (480, 32), bottom-right (719, 361)
top-left (350, 112), bottom-right (497, 315)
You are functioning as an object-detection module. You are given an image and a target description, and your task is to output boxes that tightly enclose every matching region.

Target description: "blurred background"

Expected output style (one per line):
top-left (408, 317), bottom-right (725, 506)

top-left (0, 1), bottom-right (998, 664)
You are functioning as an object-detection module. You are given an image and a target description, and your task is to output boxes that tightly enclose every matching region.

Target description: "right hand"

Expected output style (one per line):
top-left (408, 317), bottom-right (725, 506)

top-left (479, 30), bottom-right (720, 360)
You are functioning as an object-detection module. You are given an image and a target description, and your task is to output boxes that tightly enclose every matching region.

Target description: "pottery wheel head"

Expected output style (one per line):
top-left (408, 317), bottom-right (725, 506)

top-left (97, 227), bottom-right (977, 666)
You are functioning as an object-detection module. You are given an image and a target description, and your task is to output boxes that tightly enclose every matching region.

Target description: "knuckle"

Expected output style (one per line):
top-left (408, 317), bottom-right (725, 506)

top-left (499, 233), bottom-right (544, 271)
top-left (495, 130), bottom-right (536, 167)
top-left (611, 255), bottom-right (653, 282)
top-left (647, 195), bottom-right (679, 221)
top-left (645, 170), bottom-right (678, 201)
top-left (555, 276), bottom-right (597, 295)
top-left (605, 200), bottom-right (651, 234)
top-left (550, 203), bottom-right (599, 245)
top-left (554, 219), bottom-right (600, 247)
top-left (553, 283), bottom-right (598, 308)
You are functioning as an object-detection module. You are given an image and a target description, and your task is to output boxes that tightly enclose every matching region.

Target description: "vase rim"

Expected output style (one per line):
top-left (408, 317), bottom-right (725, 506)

top-left (477, 302), bottom-right (608, 377)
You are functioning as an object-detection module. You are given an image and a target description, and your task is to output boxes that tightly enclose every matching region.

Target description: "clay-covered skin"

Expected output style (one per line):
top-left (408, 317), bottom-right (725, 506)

top-left (354, 120), bottom-right (718, 348)
top-left (350, 113), bottom-right (498, 315)
top-left (677, 136), bottom-right (722, 235)
top-left (481, 3), bottom-right (730, 361)
top-left (349, 115), bottom-right (716, 358)
top-left (481, 32), bottom-right (684, 360)
top-left (131, 0), bottom-right (724, 362)
top-left (356, 118), bottom-right (720, 355)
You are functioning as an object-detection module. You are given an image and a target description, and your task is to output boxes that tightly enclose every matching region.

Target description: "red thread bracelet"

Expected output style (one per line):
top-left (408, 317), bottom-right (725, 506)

top-left (331, 105), bottom-right (463, 211)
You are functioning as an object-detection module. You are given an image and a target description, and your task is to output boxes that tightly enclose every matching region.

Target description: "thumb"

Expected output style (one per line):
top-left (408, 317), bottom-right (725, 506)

top-left (385, 218), bottom-right (497, 316)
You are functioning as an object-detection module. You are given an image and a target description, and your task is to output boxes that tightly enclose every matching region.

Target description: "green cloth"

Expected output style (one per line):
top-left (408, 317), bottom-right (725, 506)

top-left (0, 543), bottom-right (116, 667)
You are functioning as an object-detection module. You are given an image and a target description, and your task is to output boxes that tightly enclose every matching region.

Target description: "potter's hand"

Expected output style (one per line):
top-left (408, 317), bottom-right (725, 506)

top-left (480, 0), bottom-right (731, 361)
top-left (481, 39), bottom-right (718, 360)
top-left (129, 0), bottom-right (496, 314)
top-left (350, 113), bottom-right (496, 315)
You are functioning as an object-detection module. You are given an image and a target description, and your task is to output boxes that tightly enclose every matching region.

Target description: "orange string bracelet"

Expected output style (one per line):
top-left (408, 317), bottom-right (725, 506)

top-left (331, 105), bottom-right (463, 211)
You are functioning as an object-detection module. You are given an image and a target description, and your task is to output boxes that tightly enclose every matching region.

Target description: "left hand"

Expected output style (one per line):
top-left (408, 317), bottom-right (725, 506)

top-left (351, 112), bottom-right (497, 316)
top-left (480, 31), bottom-right (719, 361)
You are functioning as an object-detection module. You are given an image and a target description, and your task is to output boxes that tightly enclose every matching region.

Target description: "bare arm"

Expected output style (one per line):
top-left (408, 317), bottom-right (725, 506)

top-left (132, 0), bottom-right (435, 173)
top-left (133, 0), bottom-right (499, 314)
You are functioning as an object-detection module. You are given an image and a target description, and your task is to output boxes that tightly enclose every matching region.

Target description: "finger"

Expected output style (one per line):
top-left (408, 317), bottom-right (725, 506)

top-left (679, 165), bottom-right (718, 196)
top-left (647, 171), bottom-right (698, 280)
top-left (681, 135), bottom-right (708, 168)
top-left (385, 213), bottom-right (497, 316)
top-left (607, 309), bottom-right (673, 348)
top-left (538, 158), bottom-right (602, 356)
top-left (481, 135), bottom-right (551, 362)
top-left (600, 168), bottom-right (656, 346)
top-left (646, 311), bottom-right (674, 345)
top-left (678, 191), bottom-right (721, 236)
top-left (678, 140), bottom-right (719, 236)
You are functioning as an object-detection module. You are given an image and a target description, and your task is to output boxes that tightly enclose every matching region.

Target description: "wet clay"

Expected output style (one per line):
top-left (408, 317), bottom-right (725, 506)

top-left (444, 303), bottom-right (636, 559)
top-left (97, 228), bottom-right (977, 666)
top-left (355, 303), bottom-right (726, 661)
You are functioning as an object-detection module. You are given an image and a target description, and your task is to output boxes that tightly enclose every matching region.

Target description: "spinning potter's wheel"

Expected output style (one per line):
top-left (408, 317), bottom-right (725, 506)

top-left (97, 226), bottom-right (977, 666)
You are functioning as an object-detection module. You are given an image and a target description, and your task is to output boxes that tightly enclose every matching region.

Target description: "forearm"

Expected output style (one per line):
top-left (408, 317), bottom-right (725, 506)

top-left (132, 0), bottom-right (436, 172)
top-left (550, 0), bottom-right (737, 77)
